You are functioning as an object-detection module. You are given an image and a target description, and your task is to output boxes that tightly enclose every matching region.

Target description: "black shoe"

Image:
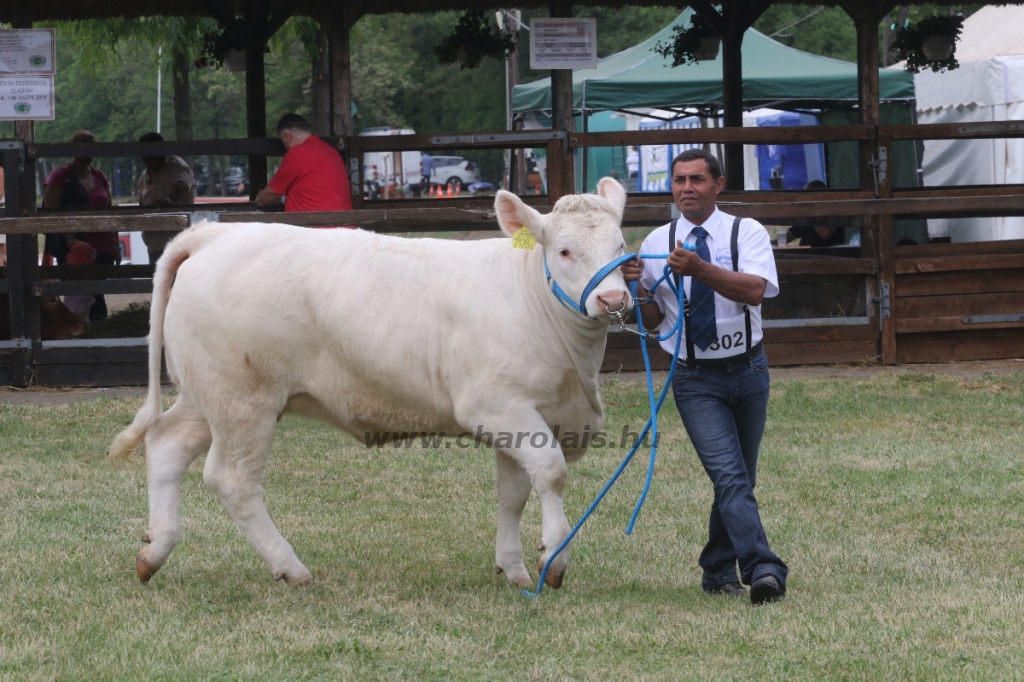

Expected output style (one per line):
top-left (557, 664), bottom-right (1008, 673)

top-left (705, 581), bottom-right (748, 597)
top-left (750, 575), bottom-right (785, 605)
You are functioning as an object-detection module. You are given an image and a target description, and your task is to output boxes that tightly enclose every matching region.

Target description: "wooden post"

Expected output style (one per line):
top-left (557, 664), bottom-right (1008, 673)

top-left (328, 5), bottom-right (353, 146)
top-left (245, 0), bottom-right (269, 198)
top-left (690, 0), bottom-right (772, 191)
top-left (843, 0), bottom-right (897, 363)
top-left (721, 31), bottom-right (744, 190)
top-left (548, 0), bottom-right (575, 203)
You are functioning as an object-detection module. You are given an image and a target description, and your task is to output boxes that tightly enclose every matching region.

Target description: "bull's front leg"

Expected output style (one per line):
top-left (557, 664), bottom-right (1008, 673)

top-left (494, 450), bottom-right (533, 587)
top-left (462, 405), bottom-right (573, 589)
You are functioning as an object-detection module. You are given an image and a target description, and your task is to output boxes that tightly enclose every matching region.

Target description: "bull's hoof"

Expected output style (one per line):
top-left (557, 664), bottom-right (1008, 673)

top-left (496, 564), bottom-right (532, 588)
top-left (538, 560), bottom-right (565, 589)
top-left (141, 532), bottom-right (152, 544)
top-left (274, 568), bottom-right (313, 586)
top-left (136, 553), bottom-right (158, 583)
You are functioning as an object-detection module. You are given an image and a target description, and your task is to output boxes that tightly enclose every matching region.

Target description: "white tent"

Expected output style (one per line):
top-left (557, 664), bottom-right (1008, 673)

top-left (913, 5), bottom-right (1024, 242)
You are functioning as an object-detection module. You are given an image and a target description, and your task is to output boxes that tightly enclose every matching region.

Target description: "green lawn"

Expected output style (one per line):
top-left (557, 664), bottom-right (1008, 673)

top-left (2, 372), bottom-right (1023, 680)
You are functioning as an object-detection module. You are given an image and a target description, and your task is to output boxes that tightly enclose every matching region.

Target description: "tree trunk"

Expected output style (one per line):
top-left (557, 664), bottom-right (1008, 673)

top-left (172, 51), bottom-right (194, 169)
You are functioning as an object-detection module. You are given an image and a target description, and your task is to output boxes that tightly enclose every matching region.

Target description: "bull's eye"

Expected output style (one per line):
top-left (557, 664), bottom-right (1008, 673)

top-left (558, 248), bottom-right (571, 259)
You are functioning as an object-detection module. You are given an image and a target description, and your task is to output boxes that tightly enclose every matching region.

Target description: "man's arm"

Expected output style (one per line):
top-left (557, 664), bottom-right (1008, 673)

top-left (255, 186), bottom-right (284, 207)
top-left (667, 241), bottom-right (767, 306)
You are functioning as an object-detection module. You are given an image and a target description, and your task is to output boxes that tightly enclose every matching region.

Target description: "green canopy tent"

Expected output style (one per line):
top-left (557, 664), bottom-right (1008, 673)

top-left (512, 10), bottom-right (915, 113)
top-left (513, 11), bottom-right (924, 242)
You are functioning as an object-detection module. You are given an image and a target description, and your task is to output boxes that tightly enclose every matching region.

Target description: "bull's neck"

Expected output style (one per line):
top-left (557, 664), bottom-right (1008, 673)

top-left (516, 246), bottom-right (609, 390)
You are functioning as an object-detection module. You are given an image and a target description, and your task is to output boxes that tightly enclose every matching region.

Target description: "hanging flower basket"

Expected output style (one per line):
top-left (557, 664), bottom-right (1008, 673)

top-left (693, 36), bottom-right (721, 62)
top-left (223, 49), bottom-right (246, 73)
top-left (654, 15), bottom-right (720, 67)
top-left (891, 14), bottom-right (963, 74)
top-left (920, 36), bottom-right (954, 61)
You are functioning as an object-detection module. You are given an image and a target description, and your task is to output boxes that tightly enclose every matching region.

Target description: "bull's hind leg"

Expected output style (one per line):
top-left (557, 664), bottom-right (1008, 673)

top-left (203, 415), bottom-right (312, 585)
top-left (494, 451), bottom-right (533, 587)
top-left (137, 395), bottom-right (212, 582)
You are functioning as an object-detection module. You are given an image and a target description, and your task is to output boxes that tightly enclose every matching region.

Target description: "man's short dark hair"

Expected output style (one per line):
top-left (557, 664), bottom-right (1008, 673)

top-left (139, 132), bottom-right (164, 143)
top-left (670, 148), bottom-right (722, 180)
top-left (276, 113), bottom-right (311, 134)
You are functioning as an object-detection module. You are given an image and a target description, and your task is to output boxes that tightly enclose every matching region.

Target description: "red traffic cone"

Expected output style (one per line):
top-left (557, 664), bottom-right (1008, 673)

top-left (446, 184), bottom-right (453, 198)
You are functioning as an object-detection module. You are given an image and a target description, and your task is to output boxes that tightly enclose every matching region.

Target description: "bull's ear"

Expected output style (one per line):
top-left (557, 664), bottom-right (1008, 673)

top-left (495, 190), bottom-right (548, 242)
top-left (596, 177), bottom-right (627, 220)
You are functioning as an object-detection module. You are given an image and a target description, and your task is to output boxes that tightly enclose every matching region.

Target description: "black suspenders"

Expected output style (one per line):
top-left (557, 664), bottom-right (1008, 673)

top-left (670, 216), bottom-right (751, 363)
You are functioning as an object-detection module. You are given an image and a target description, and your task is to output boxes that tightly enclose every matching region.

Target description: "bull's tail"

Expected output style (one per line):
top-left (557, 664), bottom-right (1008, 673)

top-left (108, 224), bottom-right (216, 462)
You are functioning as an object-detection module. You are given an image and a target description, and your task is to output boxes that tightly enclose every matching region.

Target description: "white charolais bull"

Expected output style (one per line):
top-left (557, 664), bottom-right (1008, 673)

top-left (109, 178), bottom-right (633, 589)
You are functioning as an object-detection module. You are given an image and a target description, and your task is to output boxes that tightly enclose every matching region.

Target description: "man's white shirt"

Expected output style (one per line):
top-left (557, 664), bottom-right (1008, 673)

top-left (638, 208), bottom-right (779, 358)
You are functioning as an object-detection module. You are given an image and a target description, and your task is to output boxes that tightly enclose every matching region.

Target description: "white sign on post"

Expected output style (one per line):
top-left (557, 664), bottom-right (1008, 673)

top-left (0, 75), bottom-right (55, 121)
top-left (0, 29), bottom-right (55, 74)
top-left (529, 18), bottom-right (597, 70)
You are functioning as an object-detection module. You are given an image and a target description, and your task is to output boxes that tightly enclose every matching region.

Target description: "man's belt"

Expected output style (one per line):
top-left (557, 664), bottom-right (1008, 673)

top-left (679, 341), bottom-right (764, 369)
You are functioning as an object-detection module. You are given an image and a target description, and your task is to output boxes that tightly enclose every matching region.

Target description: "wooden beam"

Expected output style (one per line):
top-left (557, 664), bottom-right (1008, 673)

top-left (571, 126), bottom-right (875, 147)
top-left (894, 253), bottom-right (1024, 275)
top-left (29, 138), bottom-right (289, 159)
top-left (245, 0), bottom-right (270, 198)
top-left (888, 121), bottom-right (1024, 141)
top-left (0, 215), bottom-right (188, 235)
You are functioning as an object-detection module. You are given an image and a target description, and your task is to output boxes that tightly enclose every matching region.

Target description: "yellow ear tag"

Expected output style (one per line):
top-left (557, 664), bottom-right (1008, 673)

top-left (512, 225), bottom-right (537, 250)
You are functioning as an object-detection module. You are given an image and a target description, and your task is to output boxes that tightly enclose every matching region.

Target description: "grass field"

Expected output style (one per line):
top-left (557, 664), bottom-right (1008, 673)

top-left (2, 372), bottom-right (1024, 680)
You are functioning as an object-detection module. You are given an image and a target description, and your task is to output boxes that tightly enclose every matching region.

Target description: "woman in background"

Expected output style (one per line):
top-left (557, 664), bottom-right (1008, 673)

top-left (42, 129), bottom-right (120, 320)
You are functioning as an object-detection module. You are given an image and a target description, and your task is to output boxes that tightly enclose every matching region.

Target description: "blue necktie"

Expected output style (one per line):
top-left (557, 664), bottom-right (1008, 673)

top-left (688, 226), bottom-right (718, 351)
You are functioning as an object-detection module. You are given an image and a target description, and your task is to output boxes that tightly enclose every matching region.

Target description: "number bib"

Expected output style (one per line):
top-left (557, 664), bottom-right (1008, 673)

top-left (691, 313), bottom-right (749, 360)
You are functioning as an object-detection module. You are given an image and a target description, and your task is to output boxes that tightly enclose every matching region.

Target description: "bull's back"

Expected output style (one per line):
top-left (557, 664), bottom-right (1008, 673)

top-left (163, 223), bottom-right (553, 432)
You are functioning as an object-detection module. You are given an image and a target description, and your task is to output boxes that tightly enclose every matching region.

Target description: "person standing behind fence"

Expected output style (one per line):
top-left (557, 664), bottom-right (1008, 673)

top-left (255, 113), bottom-right (353, 223)
top-left (621, 148), bottom-right (787, 605)
top-left (42, 129), bottom-right (120, 321)
top-left (420, 152), bottom-right (434, 195)
top-left (136, 132), bottom-right (196, 263)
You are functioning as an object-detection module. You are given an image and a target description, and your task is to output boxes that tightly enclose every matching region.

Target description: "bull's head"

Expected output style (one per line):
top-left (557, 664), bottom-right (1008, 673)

top-left (495, 177), bottom-right (632, 320)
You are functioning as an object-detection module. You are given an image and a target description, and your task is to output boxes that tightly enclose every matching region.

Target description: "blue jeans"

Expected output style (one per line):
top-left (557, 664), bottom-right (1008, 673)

top-left (672, 347), bottom-right (788, 590)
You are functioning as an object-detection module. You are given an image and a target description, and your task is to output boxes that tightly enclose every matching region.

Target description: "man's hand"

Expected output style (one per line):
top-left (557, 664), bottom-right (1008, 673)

top-left (620, 256), bottom-right (644, 282)
top-left (667, 240), bottom-right (705, 277)
top-left (255, 186), bottom-right (283, 208)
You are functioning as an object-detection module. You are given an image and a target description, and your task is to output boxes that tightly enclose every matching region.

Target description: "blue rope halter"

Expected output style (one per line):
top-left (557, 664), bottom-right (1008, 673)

top-left (525, 244), bottom-right (695, 597)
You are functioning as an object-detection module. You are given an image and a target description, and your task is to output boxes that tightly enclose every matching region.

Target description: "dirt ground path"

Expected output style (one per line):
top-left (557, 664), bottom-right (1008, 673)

top-left (2, 359), bottom-right (1022, 406)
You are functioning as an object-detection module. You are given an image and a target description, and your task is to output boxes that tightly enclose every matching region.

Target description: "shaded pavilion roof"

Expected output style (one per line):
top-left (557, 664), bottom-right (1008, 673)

top-left (3, 0), bottom-right (1002, 25)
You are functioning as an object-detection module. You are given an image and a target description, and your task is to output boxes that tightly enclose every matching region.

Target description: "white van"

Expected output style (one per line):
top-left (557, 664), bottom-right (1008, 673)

top-left (359, 127), bottom-right (423, 199)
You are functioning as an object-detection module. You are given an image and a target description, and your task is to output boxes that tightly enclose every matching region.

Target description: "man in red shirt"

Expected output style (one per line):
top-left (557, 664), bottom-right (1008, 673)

top-left (256, 113), bottom-right (354, 221)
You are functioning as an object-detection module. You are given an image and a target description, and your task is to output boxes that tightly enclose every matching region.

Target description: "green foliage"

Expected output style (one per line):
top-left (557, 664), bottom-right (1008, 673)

top-left (432, 9), bottom-right (513, 69)
top-left (890, 14), bottom-right (963, 74)
top-left (753, 6), bottom-right (858, 62)
top-left (653, 14), bottom-right (718, 67)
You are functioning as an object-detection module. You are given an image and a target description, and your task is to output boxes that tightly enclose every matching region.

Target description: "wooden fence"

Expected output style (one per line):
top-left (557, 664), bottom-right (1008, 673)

top-left (2, 122), bottom-right (1024, 386)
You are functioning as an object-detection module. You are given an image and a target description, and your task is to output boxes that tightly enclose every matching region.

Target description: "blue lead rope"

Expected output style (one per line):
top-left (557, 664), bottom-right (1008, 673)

top-left (525, 246), bottom-right (693, 597)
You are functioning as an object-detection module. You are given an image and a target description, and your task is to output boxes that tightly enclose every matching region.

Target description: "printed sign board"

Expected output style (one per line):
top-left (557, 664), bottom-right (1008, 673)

top-left (0, 75), bottom-right (55, 120)
top-left (529, 18), bottom-right (597, 70)
top-left (0, 29), bottom-right (56, 74)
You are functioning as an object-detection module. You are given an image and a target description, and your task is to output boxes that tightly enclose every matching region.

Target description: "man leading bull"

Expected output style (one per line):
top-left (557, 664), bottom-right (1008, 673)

top-left (621, 148), bottom-right (788, 605)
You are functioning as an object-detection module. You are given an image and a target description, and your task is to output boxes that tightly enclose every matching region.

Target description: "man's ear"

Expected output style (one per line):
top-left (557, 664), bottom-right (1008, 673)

top-left (494, 190), bottom-right (548, 242)
top-left (596, 177), bottom-right (626, 220)
top-left (713, 174), bottom-right (726, 195)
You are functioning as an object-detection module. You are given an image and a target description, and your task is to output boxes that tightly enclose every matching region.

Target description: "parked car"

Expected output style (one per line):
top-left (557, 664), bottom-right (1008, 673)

top-left (196, 166), bottom-right (248, 196)
top-left (360, 127), bottom-right (422, 199)
top-left (429, 156), bottom-right (481, 191)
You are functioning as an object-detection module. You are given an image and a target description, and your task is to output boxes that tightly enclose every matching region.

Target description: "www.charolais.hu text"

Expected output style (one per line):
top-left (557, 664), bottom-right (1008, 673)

top-left (363, 425), bottom-right (660, 449)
